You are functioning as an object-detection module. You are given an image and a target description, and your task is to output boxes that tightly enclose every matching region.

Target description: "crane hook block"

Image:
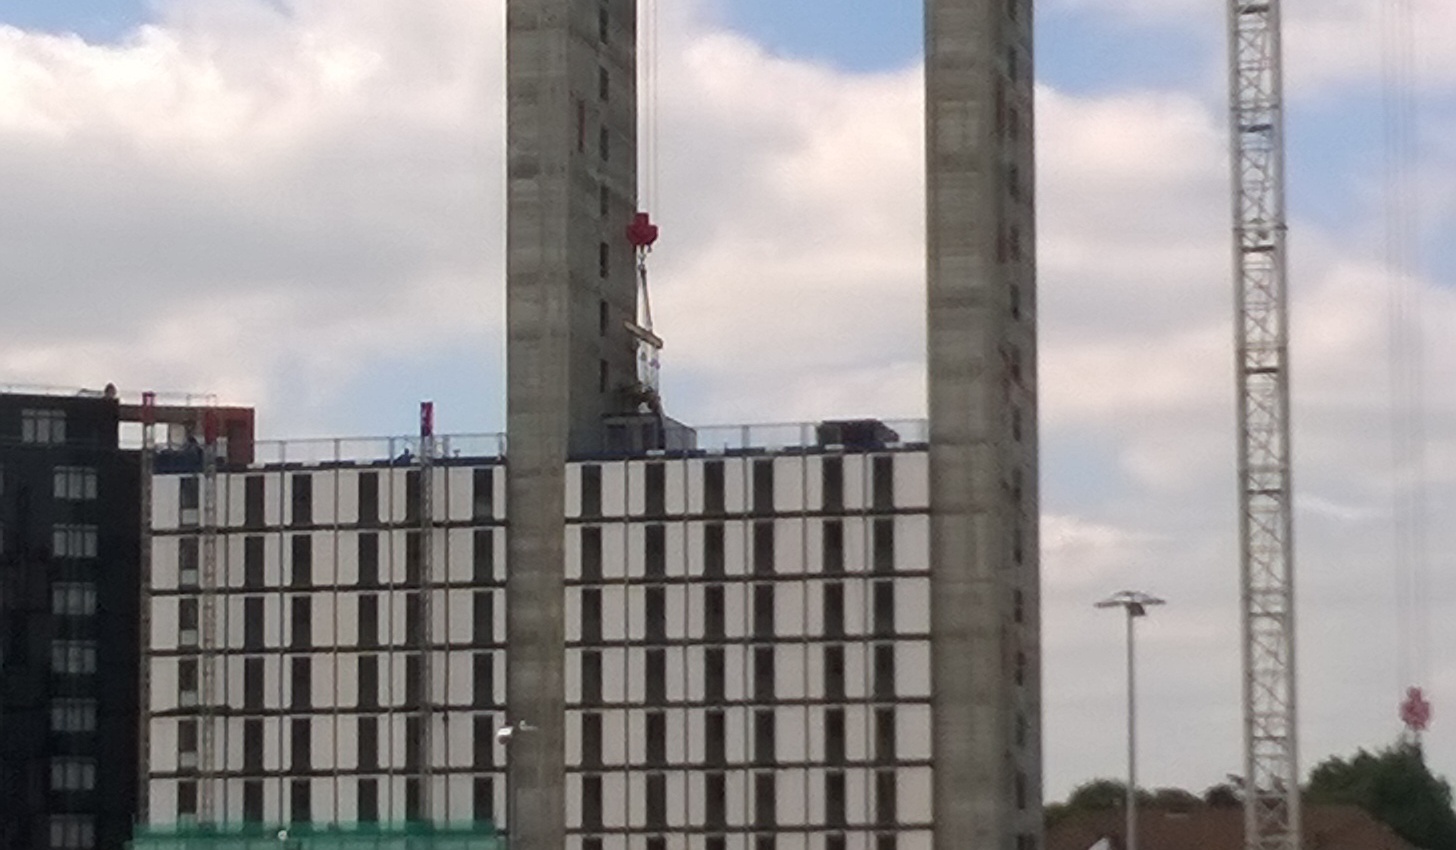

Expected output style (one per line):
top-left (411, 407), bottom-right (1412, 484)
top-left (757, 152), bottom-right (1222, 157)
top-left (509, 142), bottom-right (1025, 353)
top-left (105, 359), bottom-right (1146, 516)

top-left (1401, 686), bottom-right (1432, 733)
top-left (628, 212), bottom-right (660, 249)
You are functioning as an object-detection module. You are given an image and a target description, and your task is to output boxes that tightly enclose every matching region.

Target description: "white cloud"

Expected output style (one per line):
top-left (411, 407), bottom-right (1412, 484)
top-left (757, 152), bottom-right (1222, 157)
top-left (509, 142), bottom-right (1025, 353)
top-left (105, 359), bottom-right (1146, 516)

top-left (4, 0), bottom-right (1456, 804)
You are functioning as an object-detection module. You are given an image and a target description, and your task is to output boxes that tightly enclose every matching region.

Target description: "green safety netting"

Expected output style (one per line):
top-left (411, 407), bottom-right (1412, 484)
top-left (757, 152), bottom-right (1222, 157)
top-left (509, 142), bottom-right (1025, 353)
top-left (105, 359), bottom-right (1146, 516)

top-left (129, 823), bottom-right (504, 850)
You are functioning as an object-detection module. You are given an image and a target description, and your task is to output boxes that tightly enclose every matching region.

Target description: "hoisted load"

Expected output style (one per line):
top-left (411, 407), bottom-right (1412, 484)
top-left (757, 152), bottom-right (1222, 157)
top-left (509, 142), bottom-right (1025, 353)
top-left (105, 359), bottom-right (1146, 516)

top-left (625, 211), bottom-right (664, 416)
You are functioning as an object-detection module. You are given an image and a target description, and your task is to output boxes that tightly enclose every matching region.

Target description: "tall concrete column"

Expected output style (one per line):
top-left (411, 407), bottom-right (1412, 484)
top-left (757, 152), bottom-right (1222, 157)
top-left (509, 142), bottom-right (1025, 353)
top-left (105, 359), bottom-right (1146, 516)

top-left (925, 0), bottom-right (1040, 847)
top-left (506, 1), bottom-right (640, 848)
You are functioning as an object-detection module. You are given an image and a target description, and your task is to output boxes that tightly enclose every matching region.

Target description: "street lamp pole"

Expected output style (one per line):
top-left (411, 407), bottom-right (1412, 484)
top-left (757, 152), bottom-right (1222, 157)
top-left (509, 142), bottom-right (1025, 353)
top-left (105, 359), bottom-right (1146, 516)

top-left (1096, 590), bottom-right (1165, 850)
top-left (495, 720), bottom-right (536, 850)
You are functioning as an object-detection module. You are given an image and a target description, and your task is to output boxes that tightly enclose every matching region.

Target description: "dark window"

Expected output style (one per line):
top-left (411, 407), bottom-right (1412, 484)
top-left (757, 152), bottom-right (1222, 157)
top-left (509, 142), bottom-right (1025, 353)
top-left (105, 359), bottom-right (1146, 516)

top-left (290, 779), bottom-right (311, 824)
top-left (582, 712), bottom-right (603, 767)
top-left (358, 533), bottom-right (380, 587)
top-left (757, 838), bottom-right (776, 850)
top-left (358, 472), bottom-right (379, 525)
top-left (291, 718), bottom-right (311, 770)
top-left (243, 658), bottom-right (263, 709)
top-left (580, 527), bottom-right (602, 581)
top-left (243, 598), bottom-right (264, 650)
top-left (582, 775), bottom-right (603, 829)
top-left (703, 461), bottom-right (725, 514)
top-left (599, 126), bottom-right (610, 162)
top-left (473, 715), bottom-right (495, 769)
top-left (873, 519), bottom-right (895, 573)
top-left (180, 477), bottom-right (200, 511)
top-left (1016, 712), bottom-right (1028, 747)
top-left (358, 717), bottom-right (379, 769)
top-left (705, 586), bottom-right (725, 639)
top-left (581, 465), bottom-right (602, 517)
top-left (179, 720), bottom-right (199, 768)
top-left (826, 772), bottom-right (846, 826)
top-left (755, 773), bottom-right (777, 827)
top-left (359, 656), bottom-right (379, 709)
top-left (827, 837), bottom-right (846, 850)
top-left (646, 711), bottom-right (666, 764)
top-left (405, 531), bottom-right (422, 584)
top-left (823, 583), bottom-right (845, 638)
top-left (876, 708), bottom-right (897, 762)
top-left (872, 456), bottom-right (894, 510)
top-left (645, 587), bottom-right (665, 641)
top-left (405, 470), bottom-right (421, 523)
top-left (179, 538), bottom-right (199, 587)
top-left (242, 780), bottom-right (263, 822)
top-left (645, 463), bottom-right (666, 516)
top-left (825, 709), bottom-right (845, 765)
top-left (877, 771), bottom-right (897, 824)
top-left (581, 651), bottom-right (602, 705)
top-left (473, 653), bottom-right (494, 707)
top-left (873, 581), bottom-right (895, 636)
top-left (242, 720), bottom-right (263, 771)
top-left (645, 525), bottom-right (666, 578)
top-left (179, 658), bottom-right (198, 698)
top-left (598, 243), bottom-right (610, 278)
top-left (753, 585), bottom-right (774, 638)
top-left (473, 468), bottom-right (494, 520)
top-left (754, 710), bottom-right (775, 765)
top-left (877, 836), bottom-right (898, 850)
top-left (359, 594), bottom-right (379, 648)
top-left (599, 359), bottom-right (610, 392)
top-left (1014, 589), bottom-right (1025, 624)
top-left (752, 459), bottom-right (774, 514)
top-left (404, 655), bottom-right (422, 707)
top-left (179, 598), bottom-right (199, 641)
top-left (474, 591), bottom-right (493, 644)
top-left (599, 299), bottom-right (610, 335)
top-left (474, 529), bottom-right (494, 583)
top-left (581, 589), bottom-right (602, 643)
top-left (359, 779), bottom-right (380, 823)
top-left (599, 184), bottom-right (610, 218)
top-left (825, 646), bottom-right (845, 699)
top-left (243, 537), bottom-right (263, 589)
top-left (405, 777), bottom-right (422, 820)
top-left (705, 773), bottom-right (727, 827)
top-left (874, 645), bottom-right (896, 699)
top-left (290, 535), bottom-right (311, 587)
top-left (646, 773), bottom-right (667, 828)
top-left (822, 457), bottom-right (844, 511)
top-left (1012, 405), bottom-right (1024, 440)
top-left (244, 476), bottom-right (264, 528)
top-left (598, 4), bottom-right (609, 41)
top-left (823, 521), bottom-right (844, 573)
top-left (402, 592), bottom-right (422, 645)
top-left (472, 777), bottom-right (493, 822)
top-left (754, 647), bottom-right (774, 701)
top-left (704, 523), bottom-right (725, 577)
top-left (291, 597), bottom-right (312, 649)
top-left (753, 522), bottom-right (774, 575)
top-left (646, 648), bottom-right (666, 703)
top-left (178, 781), bottom-right (198, 817)
top-left (705, 648), bottom-right (725, 702)
top-left (1016, 650), bottom-right (1027, 687)
top-left (290, 475), bottom-right (312, 526)
top-left (291, 656), bottom-right (312, 710)
top-left (705, 711), bottom-right (726, 765)
top-left (404, 717), bottom-right (421, 769)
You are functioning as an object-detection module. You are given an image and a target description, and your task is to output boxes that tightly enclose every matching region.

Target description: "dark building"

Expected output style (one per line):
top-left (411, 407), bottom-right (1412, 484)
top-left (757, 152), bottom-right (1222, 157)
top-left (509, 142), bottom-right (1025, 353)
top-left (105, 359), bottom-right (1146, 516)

top-left (0, 392), bottom-right (140, 850)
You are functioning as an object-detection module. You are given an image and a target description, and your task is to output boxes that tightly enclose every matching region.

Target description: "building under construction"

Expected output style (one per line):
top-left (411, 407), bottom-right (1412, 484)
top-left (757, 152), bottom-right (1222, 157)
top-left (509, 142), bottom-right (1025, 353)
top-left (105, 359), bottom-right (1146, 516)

top-left (136, 1), bottom-right (1039, 850)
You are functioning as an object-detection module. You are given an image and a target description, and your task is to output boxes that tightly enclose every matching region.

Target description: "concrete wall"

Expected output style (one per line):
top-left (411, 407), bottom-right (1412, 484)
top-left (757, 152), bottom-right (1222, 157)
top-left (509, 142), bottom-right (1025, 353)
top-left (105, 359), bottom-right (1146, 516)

top-left (924, 0), bottom-right (1040, 847)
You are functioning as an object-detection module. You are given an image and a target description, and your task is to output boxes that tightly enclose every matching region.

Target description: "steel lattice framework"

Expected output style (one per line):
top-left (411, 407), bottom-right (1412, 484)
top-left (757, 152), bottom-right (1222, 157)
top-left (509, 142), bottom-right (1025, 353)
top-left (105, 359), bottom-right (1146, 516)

top-left (1228, 0), bottom-right (1300, 847)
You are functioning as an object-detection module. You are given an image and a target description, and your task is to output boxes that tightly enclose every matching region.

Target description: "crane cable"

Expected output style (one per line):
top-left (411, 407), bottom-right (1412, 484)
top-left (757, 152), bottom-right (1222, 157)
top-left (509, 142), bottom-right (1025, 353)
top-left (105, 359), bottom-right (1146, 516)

top-left (1384, 0), bottom-right (1431, 739)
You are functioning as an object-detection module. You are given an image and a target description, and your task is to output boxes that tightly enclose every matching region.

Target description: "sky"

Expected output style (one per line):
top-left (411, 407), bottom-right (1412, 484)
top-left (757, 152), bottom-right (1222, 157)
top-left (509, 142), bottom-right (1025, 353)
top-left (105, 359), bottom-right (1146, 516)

top-left (2, 0), bottom-right (1456, 807)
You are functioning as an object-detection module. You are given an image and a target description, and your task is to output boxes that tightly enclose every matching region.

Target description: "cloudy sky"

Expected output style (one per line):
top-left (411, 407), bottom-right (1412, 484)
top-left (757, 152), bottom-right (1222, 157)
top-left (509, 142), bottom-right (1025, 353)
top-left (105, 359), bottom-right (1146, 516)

top-left (3, 0), bottom-right (1456, 804)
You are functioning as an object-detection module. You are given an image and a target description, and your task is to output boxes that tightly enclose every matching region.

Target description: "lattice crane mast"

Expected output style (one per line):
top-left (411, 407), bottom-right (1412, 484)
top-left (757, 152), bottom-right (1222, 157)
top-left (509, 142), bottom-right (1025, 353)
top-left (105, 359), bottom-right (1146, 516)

top-left (1228, 0), bottom-right (1300, 847)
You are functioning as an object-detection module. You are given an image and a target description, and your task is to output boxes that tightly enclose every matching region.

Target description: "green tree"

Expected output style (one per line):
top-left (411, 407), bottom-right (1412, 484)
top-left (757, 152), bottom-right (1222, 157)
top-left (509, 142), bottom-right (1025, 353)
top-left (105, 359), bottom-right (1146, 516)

top-left (1202, 783), bottom-right (1241, 809)
top-left (1306, 741), bottom-right (1456, 850)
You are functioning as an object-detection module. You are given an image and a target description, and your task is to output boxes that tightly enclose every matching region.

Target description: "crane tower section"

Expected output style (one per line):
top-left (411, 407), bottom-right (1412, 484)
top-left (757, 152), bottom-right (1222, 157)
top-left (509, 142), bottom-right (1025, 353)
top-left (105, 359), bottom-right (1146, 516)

top-left (1228, 0), bottom-right (1299, 847)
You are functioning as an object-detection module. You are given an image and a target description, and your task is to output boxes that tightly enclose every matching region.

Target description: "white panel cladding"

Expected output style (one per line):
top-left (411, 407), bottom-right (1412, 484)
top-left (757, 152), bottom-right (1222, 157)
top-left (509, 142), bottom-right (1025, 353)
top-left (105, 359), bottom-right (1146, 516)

top-left (722, 458), bottom-right (747, 513)
top-left (152, 535), bottom-right (179, 589)
top-left (602, 462), bottom-right (628, 518)
top-left (625, 460), bottom-right (646, 517)
top-left (774, 583), bottom-right (806, 635)
top-left (900, 704), bottom-right (933, 760)
top-left (602, 523), bottom-right (628, 578)
top-left (898, 577), bottom-right (932, 634)
top-left (895, 450), bottom-right (930, 508)
top-left (897, 642), bottom-right (933, 698)
top-left (778, 770), bottom-right (808, 826)
top-left (782, 455), bottom-right (809, 512)
top-left (841, 455), bottom-right (867, 512)
top-left (602, 772), bottom-right (627, 829)
top-left (564, 464), bottom-right (582, 519)
top-left (335, 469), bottom-right (359, 524)
top-left (446, 467), bottom-right (471, 523)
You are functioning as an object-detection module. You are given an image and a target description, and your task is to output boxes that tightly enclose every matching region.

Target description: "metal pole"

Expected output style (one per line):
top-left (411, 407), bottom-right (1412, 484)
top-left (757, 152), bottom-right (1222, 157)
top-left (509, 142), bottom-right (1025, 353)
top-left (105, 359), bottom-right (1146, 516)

top-left (1127, 609), bottom-right (1138, 850)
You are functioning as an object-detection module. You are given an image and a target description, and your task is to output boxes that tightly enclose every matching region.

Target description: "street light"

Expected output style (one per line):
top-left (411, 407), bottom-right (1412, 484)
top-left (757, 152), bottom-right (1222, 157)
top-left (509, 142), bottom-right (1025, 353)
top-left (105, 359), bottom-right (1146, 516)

top-left (495, 721), bottom-right (536, 850)
top-left (1095, 590), bottom-right (1165, 850)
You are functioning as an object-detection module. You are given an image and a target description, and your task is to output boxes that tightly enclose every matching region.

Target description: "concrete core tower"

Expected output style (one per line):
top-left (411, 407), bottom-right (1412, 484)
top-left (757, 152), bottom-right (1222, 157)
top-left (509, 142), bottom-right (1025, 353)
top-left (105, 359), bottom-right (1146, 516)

top-left (926, 0), bottom-right (1042, 847)
top-left (506, 1), bottom-right (641, 848)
